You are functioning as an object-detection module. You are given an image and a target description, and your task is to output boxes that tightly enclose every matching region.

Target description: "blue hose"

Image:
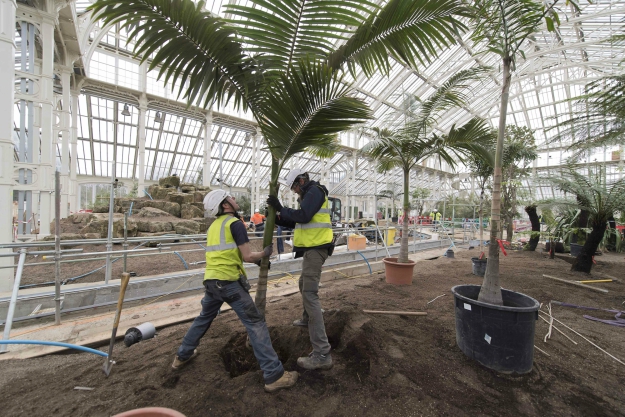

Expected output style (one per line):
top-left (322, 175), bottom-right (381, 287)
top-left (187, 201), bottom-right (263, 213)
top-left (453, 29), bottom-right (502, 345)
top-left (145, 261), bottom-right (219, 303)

top-left (173, 251), bottom-right (189, 270)
top-left (355, 251), bottom-right (372, 275)
top-left (129, 201), bottom-right (134, 216)
top-left (0, 340), bottom-right (108, 357)
top-left (143, 190), bottom-right (154, 200)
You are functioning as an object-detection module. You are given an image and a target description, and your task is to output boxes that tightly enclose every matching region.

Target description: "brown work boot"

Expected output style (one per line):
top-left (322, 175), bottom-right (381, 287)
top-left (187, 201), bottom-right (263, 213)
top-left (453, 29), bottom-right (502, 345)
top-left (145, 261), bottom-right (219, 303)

top-left (264, 371), bottom-right (299, 393)
top-left (172, 349), bottom-right (198, 369)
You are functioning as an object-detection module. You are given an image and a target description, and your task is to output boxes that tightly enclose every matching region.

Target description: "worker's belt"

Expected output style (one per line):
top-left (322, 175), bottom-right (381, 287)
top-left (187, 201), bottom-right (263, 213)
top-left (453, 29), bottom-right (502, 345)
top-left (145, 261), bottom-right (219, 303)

top-left (204, 279), bottom-right (239, 289)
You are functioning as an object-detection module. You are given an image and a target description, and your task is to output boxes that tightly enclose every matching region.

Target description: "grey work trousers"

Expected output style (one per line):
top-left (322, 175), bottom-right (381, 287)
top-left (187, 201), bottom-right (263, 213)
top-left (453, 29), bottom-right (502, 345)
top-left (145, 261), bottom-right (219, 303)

top-left (298, 248), bottom-right (330, 355)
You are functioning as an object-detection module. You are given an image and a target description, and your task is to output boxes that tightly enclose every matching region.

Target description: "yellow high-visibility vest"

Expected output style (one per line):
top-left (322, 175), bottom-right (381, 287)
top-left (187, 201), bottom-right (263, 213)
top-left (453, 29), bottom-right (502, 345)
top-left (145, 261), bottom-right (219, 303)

top-left (293, 196), bottom-right (333, 248)
top-left (204, 215), bottom-right (245, 281)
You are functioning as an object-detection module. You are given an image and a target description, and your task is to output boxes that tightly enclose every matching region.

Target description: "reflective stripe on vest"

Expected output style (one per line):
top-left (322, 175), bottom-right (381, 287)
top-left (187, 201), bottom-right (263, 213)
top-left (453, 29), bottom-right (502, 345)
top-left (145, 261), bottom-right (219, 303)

top-left (204, 215), bottom-right (245, 281)
top-left (293, 196), bottom-right (333, 248)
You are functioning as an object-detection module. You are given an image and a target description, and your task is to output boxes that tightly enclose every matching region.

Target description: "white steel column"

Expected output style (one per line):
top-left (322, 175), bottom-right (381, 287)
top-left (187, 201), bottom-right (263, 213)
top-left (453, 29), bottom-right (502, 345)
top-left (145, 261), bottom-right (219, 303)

top-left (250, 129), bottom-right (259, 212)
top-left (0, 0), bottom-right (17, 289)
top-left (59, 67), bottom-right (71, 216)
top-left (137, 94), bottom-right (147, 195)
top-left (202, 110), bottom-right (213, 187)
top-left (351, 153), bottom-right (357, 220)
top-left (69, 89), bottom-right (79, 211)
top-left (38, 17), bottom-right (55, 235)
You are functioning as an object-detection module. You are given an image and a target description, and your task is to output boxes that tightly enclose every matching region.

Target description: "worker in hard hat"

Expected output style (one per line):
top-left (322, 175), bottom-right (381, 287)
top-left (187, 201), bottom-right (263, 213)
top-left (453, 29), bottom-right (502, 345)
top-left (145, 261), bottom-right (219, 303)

top-left (266, 168), bottom-right (334, 371)
top-left (173, 189), bottom-right (297, 393)
top-left (250, 208), bottom-right (266, 237)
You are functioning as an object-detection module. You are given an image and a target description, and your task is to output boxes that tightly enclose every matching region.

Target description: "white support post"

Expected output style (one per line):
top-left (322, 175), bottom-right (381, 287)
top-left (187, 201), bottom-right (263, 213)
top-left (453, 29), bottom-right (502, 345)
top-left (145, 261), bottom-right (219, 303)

top-left (137, 94), bottom-right (147, 195)
top-left (0, 0), bottom-right (17, 290)
top-left (69, 90), bottom-right (79, 212)
top-left (250, 130), bottom-right (258, 212)
top-left (202, 109), bottom-right (212, 187)
top-left (38, 17), bottom-right (55, 236)
top-left (59, 68), bottom-right (71, 216)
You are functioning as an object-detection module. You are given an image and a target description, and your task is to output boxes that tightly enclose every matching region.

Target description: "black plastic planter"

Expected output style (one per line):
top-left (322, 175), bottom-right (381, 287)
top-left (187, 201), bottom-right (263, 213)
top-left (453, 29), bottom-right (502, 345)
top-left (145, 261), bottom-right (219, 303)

top-left (451, 285), bottom-right (540, 374)
top-left (471, 257), bottom-right (487, 276)
top-left (570, 243), bottom-right (583, 257)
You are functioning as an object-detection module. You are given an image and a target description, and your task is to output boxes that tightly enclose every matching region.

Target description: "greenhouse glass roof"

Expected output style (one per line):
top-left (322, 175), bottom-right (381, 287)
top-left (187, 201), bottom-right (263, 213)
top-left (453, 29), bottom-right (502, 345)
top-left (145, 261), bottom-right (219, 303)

top-left (17, 0), bottom-right (625, 200)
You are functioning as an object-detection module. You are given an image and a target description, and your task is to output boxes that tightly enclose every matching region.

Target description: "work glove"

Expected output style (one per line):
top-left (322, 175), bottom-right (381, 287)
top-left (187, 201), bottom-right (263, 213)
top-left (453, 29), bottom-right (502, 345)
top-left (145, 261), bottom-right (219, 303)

top-left (266, 195), bottom-right (283, 212)
top-left (263, 245), bottom-right (273, 257)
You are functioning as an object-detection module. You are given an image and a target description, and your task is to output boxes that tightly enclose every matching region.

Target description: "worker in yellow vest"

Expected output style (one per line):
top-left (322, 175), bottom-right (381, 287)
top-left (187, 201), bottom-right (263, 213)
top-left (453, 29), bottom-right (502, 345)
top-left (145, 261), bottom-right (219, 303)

top-left (266, 168), bottom-right (334, 371)
top-left (173, 190), bottom-right (297, 393)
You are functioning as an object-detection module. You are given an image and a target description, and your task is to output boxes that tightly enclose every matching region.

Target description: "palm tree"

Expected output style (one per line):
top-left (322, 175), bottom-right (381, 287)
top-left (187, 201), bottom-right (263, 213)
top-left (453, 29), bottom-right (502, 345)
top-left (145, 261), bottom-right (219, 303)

top-left (361, 69), bottom-right (493, 264)
top-left (541, 167), bottom-right (625, 273)
top-left (551, 74), bottom-right (625, 159)
top-left (471, 0), bottom-right (563, 305)
top-left (89, 0), bottom-right (470, 315)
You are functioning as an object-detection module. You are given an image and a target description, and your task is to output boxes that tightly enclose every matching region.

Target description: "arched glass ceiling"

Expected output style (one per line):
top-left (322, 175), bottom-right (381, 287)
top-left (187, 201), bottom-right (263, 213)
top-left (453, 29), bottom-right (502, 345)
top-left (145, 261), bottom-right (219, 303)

top-left (57, 0), bottom-right (625, 197)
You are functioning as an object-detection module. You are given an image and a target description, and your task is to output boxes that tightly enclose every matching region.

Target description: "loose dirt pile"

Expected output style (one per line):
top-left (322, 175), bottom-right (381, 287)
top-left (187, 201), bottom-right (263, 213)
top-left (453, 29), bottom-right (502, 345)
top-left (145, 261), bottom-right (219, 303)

top-left (0, 249), bottom-right (623, 416)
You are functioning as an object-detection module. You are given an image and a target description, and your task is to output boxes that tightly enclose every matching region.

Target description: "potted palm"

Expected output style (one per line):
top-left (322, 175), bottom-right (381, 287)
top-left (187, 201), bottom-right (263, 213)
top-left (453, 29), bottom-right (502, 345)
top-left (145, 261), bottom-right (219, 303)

top-left (361, 69), bottom-right (492, 285)
top-left (542, 167), bottom-right (625, 272)
top-left (89, 0), bottom-right (471, 315)
top-left (452, 0), bottom-right (562, 374)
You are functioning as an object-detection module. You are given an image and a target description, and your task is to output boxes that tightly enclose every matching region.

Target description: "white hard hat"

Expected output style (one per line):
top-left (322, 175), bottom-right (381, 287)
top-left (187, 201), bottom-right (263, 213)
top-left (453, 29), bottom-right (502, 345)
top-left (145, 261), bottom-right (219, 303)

top-left (279, 168), bottom-right (306, 188)
top-left (203, 189), bottom-right (229, 216)
top-left (255, 209), bottom-right (259, 213)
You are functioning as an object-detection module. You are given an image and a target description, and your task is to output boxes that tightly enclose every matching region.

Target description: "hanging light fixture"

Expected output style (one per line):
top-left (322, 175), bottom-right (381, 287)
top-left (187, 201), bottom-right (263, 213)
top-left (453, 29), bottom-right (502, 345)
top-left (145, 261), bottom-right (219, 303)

top-left (244, 132), bottom-right (252, 142)
top-left (121, 104), bottom-right (131, 117)
top-left (154, 111), bottom-right (163, 123)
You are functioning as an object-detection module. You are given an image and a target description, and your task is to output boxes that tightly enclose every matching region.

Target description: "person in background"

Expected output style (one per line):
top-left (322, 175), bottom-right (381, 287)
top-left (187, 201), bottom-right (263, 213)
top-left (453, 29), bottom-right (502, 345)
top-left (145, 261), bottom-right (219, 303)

top-left (266, 168), bottom-right (334, 371)
top-left (251, 208), bottom-right (266, 237)
top-left (172, 189), bottom-right (297, 393)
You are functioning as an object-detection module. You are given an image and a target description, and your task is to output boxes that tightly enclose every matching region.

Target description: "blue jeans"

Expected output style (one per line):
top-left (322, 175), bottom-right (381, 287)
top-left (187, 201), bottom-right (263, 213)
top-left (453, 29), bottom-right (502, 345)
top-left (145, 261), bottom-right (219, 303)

top-left (177, 280), bottom-right (284, 384)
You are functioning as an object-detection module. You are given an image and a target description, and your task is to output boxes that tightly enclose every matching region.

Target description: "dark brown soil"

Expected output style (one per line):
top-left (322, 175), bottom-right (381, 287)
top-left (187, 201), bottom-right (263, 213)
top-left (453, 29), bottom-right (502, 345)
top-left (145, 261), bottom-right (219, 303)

top-left (1, 249), bottom-right (624, 417)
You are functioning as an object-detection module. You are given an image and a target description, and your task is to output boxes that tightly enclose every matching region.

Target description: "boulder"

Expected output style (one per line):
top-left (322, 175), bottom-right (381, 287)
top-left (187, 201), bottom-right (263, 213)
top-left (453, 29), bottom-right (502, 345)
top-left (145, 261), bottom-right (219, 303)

top-left (113, 218), bottom-right (139, 238)
top-left (147, 184), bottom-right (160, 198)
top-left (192, 217), bottom-right (215, 233)
top-left (194, 191), bottom-right (208, 203)
top-left (136, 207), bottom-right (174, 218)
top-left (155, 187), bottom-right (175, 200)
top-left (70, 213), bottom-right (96, 224)
top-left (191, 202), bottom-right (205, 211)
top-left (195, 185), bottom-right (210, 191)
top-left (167, 192), bottom-right (194, 205)
top-left (181, 185), bottom-right (196, 193)
top-left (114, 198), bottom-right (146, 213)
top-left (80, 221), bottom-right (108, 237)
top-left (181, 204), bottom-right (204, 220)
top-left (82, 233), bottom-right (100, 240)
top-left (136, 220), bottom-right (173, 233)
top-left (42, 233), bottom-right (83, 241)
top-left (175, 220), bottom-right (200, 235)
top-left (159, 175), bottom-right (181, 188)
top-left (141, 201), bottom-right (181, 217)
top-left (92, 205), bottom-right (109, 213)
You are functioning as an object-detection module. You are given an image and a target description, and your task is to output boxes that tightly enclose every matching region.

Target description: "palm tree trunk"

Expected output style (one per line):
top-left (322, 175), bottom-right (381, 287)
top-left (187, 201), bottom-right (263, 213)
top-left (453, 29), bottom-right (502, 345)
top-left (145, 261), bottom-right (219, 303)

top-left (254, 159), bottom-right (279, 318)
top-left (525, 205), bottom-right (539, 251)
top-left (398, 169), bottom-right (410, 263)
top-left (505, 215), bottom-right (514, 242)
top-left (478, 189), bottom-right (484, 253)
top-left (478, 57), bottom-right (511, 306)
top-left (571, 219), bottom-right (605, 273)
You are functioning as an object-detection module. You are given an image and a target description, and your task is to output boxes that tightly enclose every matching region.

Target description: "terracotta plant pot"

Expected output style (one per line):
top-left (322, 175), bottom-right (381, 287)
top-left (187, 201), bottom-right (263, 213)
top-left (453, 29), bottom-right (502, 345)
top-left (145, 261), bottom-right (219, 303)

top-left (382, 257), bottom-right (415, 285)
top-left (113, 408), bottom-right (186, 417)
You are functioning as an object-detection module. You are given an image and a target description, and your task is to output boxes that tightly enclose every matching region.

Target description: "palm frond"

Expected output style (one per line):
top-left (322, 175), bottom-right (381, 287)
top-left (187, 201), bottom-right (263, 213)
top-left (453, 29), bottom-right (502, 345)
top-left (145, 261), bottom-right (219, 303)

top-left (88, 0), bottom-right (254, 110)
top-left (328, 0), bottom-right (470, 76)
top-left (257, 59), bottom-right (371, 166)
top-left (226, 0), bottom-right (379, 74)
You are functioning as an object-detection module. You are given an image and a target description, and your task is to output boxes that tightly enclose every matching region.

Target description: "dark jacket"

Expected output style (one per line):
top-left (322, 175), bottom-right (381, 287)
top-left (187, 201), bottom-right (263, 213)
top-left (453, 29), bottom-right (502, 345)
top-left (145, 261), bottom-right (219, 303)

top-left (275, 180), bottom-right (333, 254)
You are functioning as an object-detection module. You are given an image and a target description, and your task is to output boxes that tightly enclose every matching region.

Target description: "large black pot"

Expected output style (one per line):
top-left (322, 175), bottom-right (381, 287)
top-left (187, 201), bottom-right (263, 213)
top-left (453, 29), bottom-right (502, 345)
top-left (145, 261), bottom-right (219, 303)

top-left (451, 285), bottom-right (540, 374)
top-left (570, 243), bottom-right (583, 257)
